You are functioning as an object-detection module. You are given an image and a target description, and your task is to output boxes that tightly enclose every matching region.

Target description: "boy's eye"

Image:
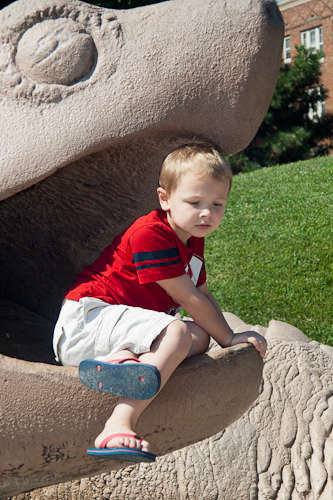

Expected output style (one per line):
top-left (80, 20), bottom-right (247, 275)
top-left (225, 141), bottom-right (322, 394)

top-left (214, 203), bottom-right (223, 207)
top-left (188, 201), bottom-right (199, 205)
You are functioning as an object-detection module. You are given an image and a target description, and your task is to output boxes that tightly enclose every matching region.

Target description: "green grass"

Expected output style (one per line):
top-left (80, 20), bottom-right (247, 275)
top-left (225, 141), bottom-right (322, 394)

top-left (204, 156), bottom-right (333, 345)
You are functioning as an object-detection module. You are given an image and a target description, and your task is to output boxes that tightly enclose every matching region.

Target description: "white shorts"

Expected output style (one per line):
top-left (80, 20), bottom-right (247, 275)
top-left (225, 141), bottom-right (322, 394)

top-left (53, 297), bottom-right (178, 366)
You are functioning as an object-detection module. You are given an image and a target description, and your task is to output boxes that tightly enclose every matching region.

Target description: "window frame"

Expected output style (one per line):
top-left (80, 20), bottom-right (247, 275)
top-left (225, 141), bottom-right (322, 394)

top-left (300, 26), bottom-right (324, 57)
top-left (283, 35), bottom-right (291, 62)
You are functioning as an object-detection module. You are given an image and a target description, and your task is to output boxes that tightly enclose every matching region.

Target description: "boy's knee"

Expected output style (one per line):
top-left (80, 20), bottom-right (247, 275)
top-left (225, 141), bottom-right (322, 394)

top-left (166, 319), bottom-right (192, 349)
top-left (196, 331), bottom-right (210, 354)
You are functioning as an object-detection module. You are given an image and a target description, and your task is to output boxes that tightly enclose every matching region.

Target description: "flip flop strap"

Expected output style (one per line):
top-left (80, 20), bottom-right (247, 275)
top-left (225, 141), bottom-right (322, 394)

top-left (100, 433), bottom-right (142, 449)
top-left (107, 358), bottom-right (141, 364)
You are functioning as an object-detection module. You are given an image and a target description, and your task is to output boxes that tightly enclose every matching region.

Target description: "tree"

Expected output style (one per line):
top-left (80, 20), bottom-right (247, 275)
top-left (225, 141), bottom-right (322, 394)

top-left (85, 0), bottom-right (165, 8)
top-left (0, 0), bottom-right (165, 11)
top-left (226, 45), bottom-right (333, 173)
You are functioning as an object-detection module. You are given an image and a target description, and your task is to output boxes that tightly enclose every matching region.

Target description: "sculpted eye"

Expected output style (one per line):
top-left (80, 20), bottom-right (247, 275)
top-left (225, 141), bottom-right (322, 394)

top-left (1, 5), bottom-right (122, 105)
top-left (16, 19), bottom-right (95, 86)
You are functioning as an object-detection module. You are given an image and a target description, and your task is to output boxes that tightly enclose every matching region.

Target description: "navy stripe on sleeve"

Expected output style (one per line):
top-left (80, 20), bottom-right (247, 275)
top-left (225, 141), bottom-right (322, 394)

top-left (133, 247), bottom-right (179, 263)
top-left (136, 257), bottom-right (182, 271)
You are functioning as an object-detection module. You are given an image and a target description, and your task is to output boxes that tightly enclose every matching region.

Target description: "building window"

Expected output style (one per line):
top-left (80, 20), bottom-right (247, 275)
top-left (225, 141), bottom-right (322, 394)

top-left (284, 36), bottom-right (291, 62)
top-left (301, 26), bottom-right (323, 54)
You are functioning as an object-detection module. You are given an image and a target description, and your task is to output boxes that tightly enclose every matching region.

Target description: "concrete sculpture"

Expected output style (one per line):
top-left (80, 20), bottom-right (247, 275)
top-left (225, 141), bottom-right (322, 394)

top-left (16, 317), bottom-right (333, 500)
top-left (0, 0), bottom-right (284, 320)
top-left (0, 327), bottom-right (263, 498)
top-left (0, 0), bottom-right (284, 497)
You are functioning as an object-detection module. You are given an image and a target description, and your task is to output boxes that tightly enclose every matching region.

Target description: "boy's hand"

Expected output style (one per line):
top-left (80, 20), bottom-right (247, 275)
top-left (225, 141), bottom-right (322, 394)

top-left (230, 331), bottom-right (267, 358)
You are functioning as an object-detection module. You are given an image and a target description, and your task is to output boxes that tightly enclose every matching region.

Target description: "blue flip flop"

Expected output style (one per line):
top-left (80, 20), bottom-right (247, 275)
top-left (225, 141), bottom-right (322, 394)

top-left (87, 433), bottom-right (156, 463)
top-left (79, 357), bottom-right (161, 400)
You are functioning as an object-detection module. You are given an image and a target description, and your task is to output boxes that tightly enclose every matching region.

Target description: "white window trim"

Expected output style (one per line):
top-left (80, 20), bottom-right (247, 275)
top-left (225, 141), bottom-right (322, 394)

top-left (301, 26), bottom-right (324, 59)
top-left (284, 36), bottom-right (291, 62)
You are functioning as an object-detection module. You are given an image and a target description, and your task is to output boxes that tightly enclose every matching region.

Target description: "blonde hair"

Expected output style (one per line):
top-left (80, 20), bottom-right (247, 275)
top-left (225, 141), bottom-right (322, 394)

top-left (159, 143), bottom-right (232, 194)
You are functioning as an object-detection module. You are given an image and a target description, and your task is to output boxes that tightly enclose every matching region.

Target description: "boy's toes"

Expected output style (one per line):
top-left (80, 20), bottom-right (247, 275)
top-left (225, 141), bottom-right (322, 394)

top-left (95, 432), bottom-right (151, 451)
top-left (121, 436), bottom-right (141, 449)
top-left (126, 436), bottom-right (150, 451)
top-left (102, 434), bottom-right (150, 451)
top-left (140, 439), bottom-right (150, 452)
top-left (120, 436), bottom-right (150, 451)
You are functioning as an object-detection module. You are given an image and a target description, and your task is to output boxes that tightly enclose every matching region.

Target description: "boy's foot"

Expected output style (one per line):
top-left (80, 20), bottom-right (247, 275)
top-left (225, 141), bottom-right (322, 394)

top-left (79, 358), bottom-right (161, 399)
top-left (95, 430), bottom-right (150, 452)
top-left (88, 431), bottom-right (156, 463)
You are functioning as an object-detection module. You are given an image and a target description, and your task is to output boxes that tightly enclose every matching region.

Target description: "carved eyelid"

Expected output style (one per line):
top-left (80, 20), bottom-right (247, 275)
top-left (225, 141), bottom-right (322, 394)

top-left (0, 5), bottom-right (122, 105)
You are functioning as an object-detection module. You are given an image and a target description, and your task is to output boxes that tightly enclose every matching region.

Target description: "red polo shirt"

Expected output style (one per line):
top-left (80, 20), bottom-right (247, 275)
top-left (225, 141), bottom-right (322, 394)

top-left (65, 209), bottom-right (206, 315)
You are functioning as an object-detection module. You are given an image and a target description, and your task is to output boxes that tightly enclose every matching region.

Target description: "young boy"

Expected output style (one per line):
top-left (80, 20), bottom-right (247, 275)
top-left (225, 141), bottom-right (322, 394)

top-left (53, 143), bottom-right (266, 463)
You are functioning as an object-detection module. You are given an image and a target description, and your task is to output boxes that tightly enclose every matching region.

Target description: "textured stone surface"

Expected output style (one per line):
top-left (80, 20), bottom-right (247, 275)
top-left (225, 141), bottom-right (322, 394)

top-left (266, 319), bottom-right (312, 343)
top-left (0, 0), bottom-right (284, 497)
top-left (0, 0), bottom-right (284, 322)
top-left (0, 0), bottom-right (284, 201)
top-left (16, 18), bottom-right (94, 85)
top-left (12, 322), bottom-right (333, 500)
top-left (0, 340), bottom-right (263, 498)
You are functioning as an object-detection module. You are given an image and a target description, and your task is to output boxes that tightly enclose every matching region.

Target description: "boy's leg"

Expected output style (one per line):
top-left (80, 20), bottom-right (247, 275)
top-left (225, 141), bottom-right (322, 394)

top-left (182, 319), bottom-right (210, 358)
top-left (94, 319), bottom-right (209, 451)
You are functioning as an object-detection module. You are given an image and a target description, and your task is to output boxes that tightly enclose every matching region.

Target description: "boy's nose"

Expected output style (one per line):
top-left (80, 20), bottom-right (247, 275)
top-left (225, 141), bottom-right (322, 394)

top-left (199, 207), bottom-right (212, 218)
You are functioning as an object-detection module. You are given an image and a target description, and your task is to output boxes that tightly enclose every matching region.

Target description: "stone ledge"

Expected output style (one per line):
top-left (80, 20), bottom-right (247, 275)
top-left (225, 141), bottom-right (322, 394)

top-left (0, 343), bottom-right (263, 498)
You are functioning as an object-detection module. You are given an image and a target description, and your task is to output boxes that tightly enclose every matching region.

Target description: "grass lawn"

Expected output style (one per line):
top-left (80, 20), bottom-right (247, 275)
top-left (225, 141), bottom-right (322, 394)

top-left (204, 156), bottom-right (333, 346)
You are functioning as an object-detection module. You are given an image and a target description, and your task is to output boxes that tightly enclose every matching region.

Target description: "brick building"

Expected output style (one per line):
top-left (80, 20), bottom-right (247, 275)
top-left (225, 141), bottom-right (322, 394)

top-left (279, 0), bottom-right (333, 113)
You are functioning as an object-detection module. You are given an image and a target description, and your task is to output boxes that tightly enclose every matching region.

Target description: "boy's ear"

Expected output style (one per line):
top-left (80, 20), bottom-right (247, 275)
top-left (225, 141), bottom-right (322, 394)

top-left (157, 187), bottom-right (170, 211)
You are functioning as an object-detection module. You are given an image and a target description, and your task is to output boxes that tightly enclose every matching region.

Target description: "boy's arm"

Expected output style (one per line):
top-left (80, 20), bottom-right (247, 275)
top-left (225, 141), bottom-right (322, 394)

top-left (197, 282), bottom-right (226, 319)
top-left (157, 274), bottom-right (233, 346)
top-left (157, 274), bottom-right (266, 357)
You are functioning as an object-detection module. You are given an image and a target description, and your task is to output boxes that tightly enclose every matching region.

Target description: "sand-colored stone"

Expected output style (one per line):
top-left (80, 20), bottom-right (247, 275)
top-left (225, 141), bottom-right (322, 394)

top-left (0, 0), bottom-right (284, 202)
top-left (17, 320), bottom-right (333, 500)
top-left (0, 0), bottom-right (284, 497)
top-left (266, 319), bottom-right (311, 342)
top-left (0, 0), bottom-right (284, 322)
top-left (0, 339), bottom-right (263, 498)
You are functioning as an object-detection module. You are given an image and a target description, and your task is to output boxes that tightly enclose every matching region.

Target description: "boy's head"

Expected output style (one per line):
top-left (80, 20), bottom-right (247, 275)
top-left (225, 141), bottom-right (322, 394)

top-left (158, 142), bottom-right (232, 195)
top-left (157, 143), bottom-right (232, 244)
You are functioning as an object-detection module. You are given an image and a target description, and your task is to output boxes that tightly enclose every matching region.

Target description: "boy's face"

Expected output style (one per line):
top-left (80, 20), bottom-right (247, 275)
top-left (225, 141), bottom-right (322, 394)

top-left (158, 172), bottom-right (229, 244)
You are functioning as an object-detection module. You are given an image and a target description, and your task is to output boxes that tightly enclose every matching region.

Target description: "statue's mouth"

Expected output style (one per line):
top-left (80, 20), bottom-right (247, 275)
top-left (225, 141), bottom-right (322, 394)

top-left (0, 0), bottom-right (282, 496)
top-left (0, 0), bottom-right (283, 334)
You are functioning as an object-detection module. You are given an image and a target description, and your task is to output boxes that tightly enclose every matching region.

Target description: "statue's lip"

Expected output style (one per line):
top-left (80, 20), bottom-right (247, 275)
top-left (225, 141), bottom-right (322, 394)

top-left (0, 0), bottom-right (284, 202)
top-left (0, 340), bottom-right (263, 498)
top-left (0, 0), bottom-right (283, 495)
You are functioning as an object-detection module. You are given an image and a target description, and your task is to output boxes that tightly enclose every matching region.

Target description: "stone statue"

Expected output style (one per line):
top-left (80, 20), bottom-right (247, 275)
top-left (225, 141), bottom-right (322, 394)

top-left (13, 317), bottom-right (333, 500)
top-left (0, 0), bottom-right (284, 319)
top-left (0, 0), bottom-right (284, 497)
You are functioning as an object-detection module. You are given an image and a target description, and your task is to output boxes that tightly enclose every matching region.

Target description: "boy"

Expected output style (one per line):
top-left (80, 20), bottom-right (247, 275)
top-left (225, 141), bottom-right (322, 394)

top-left (53, 143), bottom-right (266, 463)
